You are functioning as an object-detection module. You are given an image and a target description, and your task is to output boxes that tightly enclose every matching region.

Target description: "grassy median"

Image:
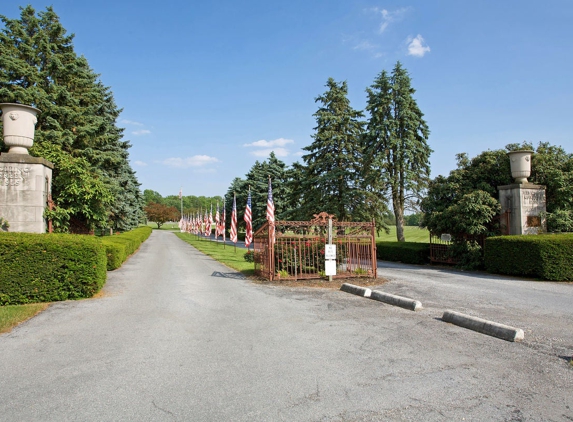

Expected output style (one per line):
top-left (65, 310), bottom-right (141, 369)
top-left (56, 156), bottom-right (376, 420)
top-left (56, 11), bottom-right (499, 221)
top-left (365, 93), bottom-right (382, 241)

top-left (175, 232), bottom-right (255, 276)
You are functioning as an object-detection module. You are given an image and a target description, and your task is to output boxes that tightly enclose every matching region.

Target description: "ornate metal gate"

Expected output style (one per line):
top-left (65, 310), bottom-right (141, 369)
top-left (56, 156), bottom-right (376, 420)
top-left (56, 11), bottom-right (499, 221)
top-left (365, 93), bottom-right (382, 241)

top-left (253, 212), bottom-right (377, 281)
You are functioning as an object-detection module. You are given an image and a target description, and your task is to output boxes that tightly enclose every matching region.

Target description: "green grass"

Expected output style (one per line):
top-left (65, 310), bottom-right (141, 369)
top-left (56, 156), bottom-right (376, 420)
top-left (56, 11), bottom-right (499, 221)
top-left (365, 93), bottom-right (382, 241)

top-left (146, 221), bottom-right (180, 230)
top-left (377, 226), bottom-right (429, 243)
top-left (0, 303), bottom-right (49, 334)
top-left (175, 233), bottom-right (255, 276)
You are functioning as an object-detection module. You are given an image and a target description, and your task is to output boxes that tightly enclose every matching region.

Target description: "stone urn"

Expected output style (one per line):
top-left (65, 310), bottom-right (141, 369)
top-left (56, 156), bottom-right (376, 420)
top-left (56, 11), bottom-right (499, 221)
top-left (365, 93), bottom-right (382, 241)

top-left (507, 150), bottom-right (533, 183)
top-left (0, 103), bottom-right (40, 155)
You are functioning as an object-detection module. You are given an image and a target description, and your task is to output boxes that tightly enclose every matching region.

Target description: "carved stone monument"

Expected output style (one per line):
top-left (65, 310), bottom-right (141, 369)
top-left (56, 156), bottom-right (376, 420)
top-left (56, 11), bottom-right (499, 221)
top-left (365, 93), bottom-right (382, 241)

top-left (498, 150), bottom-right (546, 235)
top-left (0, 103), bottom-right (53, 233)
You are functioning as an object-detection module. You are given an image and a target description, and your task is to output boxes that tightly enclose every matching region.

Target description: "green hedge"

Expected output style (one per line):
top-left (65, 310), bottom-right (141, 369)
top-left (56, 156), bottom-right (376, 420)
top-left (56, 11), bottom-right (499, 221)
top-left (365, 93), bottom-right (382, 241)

top-left (376, 241), bottom-right (430, 265)
top-left (485, 233), bottom-right (573, 281)
top-left (0, 233), bottom-right (107, 305)
top-left (101, 226), bottom-right (152, 270)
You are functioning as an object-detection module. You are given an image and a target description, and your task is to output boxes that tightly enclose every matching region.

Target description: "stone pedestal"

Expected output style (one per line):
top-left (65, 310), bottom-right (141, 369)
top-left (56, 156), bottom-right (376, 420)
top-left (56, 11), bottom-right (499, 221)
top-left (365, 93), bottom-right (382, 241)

top-left (0, 153), bottom-right (53, 233)
top-left (498, 183), bottom-right (546, 235)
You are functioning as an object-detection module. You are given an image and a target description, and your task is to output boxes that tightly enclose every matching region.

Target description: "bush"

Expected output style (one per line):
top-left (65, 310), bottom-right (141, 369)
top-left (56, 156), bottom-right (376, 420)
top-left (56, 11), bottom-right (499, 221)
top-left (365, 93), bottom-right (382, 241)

top-left (485, 233), bottom-right (573, 281)
top-left (376, 242), bottom-right (430, 265)
top-left (0, 232), bottom-right (107, 305)
top-left (101, 226), bottom-right (152, 270)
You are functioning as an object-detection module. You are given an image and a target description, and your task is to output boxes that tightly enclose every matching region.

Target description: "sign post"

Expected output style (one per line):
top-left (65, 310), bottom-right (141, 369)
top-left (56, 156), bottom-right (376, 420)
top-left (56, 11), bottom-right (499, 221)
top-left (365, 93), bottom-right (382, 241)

top-left (325, 217), bottom-right (336, 280)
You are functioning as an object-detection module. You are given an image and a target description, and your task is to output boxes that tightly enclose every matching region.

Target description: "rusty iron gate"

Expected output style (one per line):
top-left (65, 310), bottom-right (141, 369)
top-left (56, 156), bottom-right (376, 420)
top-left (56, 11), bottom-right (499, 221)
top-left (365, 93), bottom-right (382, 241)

top-left (253, 212), bottom-right (377, 281)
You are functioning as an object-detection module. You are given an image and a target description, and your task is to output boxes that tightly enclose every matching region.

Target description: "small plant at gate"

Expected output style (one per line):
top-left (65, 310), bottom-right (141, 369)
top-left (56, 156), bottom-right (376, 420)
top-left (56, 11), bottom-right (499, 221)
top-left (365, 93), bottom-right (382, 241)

top-left (354, 267), bottom-right (368, 275)
top-left (243, 250), bottom-right (254, 262)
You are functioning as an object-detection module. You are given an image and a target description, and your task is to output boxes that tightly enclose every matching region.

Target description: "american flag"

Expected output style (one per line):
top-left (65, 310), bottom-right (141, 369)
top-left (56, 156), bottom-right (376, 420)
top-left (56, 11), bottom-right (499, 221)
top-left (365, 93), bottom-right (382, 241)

top-left (230, 194), bottom-right (238, 243)
top-left (207, 204), bottom-right (213, 236)
top-left (222, 201), bottom-right (226, 242)
top-left (267, 177), bottom-right (275, 245)
top-left (204, 208), bottom-right (209, 236)
top-left (215, 202), bottom-right (221, 237)
top-left (244, 189), bottom-right (253, 247)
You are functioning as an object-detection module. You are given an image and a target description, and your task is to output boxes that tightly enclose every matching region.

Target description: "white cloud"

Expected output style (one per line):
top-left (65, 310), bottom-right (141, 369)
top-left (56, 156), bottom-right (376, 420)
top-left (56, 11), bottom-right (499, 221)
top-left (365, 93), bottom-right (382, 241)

top-left (161, 155), bottom-right (220, 168)
top-left (370, 7), bottom-right (410, 33)
top-left (243, 138), bottom-right (294, 148)
top-left (354, 40), bottom-right (377, 51)
top-left (132, 129), bottom-right (151, 136)
top-left (121, 119), bottom-right (144, 126)
top-left (134, 160), bottom-right (147, 167)
top-left (250, 148), bottom-right (289, 158)
top-left (407, 34), bottom-right (431, 57)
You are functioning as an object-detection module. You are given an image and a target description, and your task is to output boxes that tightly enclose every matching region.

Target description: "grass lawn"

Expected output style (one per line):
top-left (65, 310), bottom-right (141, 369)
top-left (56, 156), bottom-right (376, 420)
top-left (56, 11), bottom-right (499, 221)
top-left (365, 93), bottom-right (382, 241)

top-left (175, 232), bottom-right (255, 276)
top-left (146, 222), bottom-right (179, 230)
top-left (0, 303), bottom-right (49, 334)
top-left (377, 226), bottom-right (429, 243)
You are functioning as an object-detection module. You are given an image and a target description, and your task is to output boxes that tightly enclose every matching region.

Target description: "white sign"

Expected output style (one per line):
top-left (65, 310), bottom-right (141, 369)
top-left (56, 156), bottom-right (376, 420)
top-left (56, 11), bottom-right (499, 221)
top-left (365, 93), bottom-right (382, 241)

top-left (325, 260), bottom-right (337, 276)
top-left (324, 244), bottom-right (336, 260)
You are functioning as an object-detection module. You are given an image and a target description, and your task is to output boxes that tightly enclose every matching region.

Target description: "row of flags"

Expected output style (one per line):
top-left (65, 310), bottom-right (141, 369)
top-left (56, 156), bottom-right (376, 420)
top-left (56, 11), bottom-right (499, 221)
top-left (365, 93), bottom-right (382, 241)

top-left (177, 203), bottom-right (225, 239)
top-left (178, 178), bottom-right (276, 248)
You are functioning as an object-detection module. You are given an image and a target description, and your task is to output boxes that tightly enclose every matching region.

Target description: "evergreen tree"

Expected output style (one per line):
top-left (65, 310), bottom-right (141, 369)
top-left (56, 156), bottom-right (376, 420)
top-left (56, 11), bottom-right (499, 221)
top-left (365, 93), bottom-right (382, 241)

top-left (244, 152), bottom-right (291, 230)
top-left (299, 78), bottom-right (366, 221)
top-left (364, 62), bottom-right (432, 241)
top-left (0, 6), bottom-right (142, 232)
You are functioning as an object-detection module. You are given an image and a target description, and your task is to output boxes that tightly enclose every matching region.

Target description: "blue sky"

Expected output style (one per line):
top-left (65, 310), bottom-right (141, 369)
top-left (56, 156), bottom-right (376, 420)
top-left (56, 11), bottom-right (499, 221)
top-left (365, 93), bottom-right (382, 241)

top-left (3, 1), bottom-right (572, 198)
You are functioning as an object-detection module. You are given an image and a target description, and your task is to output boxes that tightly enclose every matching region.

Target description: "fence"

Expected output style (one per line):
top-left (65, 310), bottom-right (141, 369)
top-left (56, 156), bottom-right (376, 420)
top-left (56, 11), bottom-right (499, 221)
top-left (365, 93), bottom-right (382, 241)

top-left (253, 212), bottom-right (377, 281)
top-left (429, 232), bottom-right (486, 264)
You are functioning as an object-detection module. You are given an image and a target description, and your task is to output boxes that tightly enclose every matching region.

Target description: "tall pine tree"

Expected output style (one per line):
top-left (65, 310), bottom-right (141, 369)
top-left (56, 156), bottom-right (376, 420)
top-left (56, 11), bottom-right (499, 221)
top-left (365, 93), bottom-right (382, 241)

top-left (299, 78), bottom-right (365, 221)
top-left (0, 6), bottom-right (143, 232)
top-left (364, 62), bottom-right (431, 241)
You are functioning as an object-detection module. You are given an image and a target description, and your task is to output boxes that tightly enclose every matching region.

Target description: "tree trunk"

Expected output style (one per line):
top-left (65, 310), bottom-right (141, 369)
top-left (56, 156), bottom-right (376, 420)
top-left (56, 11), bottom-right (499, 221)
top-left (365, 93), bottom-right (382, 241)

top-left (393, 194), bottom-right (405, 242)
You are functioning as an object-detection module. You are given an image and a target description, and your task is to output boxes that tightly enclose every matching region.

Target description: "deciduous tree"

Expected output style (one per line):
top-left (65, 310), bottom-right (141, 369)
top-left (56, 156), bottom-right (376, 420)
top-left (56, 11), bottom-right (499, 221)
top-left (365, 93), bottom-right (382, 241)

top-left (143, 202), bottom-right (179, 229)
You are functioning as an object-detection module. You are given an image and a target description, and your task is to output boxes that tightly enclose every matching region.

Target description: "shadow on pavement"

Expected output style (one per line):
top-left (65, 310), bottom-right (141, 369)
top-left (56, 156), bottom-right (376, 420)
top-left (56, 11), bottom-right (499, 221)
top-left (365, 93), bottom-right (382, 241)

top-left (211, 271), bottom-right (247, 280)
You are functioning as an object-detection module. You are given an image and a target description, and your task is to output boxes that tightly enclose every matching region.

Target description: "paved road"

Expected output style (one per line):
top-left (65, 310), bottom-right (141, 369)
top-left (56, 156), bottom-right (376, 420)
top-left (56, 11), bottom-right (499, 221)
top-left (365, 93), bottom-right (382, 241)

top-left (1, 230), bottom-right (572, 421)
top-left (376, 261), bottom-right (573, 360)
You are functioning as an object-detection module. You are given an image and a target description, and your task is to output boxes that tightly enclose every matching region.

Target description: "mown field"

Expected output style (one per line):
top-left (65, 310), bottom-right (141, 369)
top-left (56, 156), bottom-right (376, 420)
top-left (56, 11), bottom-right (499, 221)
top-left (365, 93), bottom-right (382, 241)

top-left (376, 226), bottom-right (429, 243)
top-left (153, 222), bottom-right (429, 243)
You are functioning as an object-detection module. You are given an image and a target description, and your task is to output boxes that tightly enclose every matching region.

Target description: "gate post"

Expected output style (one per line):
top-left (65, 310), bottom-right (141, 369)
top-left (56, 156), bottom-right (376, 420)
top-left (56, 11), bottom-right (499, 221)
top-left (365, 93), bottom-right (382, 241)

top-left (371, 219), bottom-right (377, 278)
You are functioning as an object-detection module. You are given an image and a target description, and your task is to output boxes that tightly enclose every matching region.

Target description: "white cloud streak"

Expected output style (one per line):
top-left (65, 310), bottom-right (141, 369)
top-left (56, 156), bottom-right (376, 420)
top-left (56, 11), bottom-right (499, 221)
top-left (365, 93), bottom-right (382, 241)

top-left (161, 155), bottom-right (220, 168)
top-left (250, 148), bottom-right (290, 158)
top-left (132, 129), bottom-right (151, 136)
top-left (243, 138), bottom-right (294, 148)
top-left (407, 34), bottom-right (431, 57)
top-left (121, 119), bottom-right (144, 126)
top-left (134, 160), bottom-right (148, 167)
top-left (371, 7), bottom-right (410, 33)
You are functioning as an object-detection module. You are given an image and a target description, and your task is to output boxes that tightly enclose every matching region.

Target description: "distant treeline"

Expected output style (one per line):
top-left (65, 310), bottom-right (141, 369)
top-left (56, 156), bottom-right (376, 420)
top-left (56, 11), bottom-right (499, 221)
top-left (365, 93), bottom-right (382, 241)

top-left (143, 190), bottom-right (223, 216)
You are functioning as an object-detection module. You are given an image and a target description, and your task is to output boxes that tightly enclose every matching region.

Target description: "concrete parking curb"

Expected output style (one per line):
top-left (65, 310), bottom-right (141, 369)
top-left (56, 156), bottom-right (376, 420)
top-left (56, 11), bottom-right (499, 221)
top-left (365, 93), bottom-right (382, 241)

top-left (442, 310), bottom-right (524, 342)
top-left (340, 283), bottom-right (372, 298)
top-left (370, 290), bottom-right (423, 311)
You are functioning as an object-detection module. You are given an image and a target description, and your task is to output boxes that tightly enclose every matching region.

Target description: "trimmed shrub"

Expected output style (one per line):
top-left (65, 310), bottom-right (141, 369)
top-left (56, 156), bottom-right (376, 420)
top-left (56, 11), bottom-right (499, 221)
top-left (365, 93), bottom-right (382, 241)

top-left (376, 241), bottom-right (430, 265)
top-left (0, 232), bottom-right (107, 305)
top-left (101, 226), bottom-right (152, 270)
top-left (485, 233), bottom-right (573, 281)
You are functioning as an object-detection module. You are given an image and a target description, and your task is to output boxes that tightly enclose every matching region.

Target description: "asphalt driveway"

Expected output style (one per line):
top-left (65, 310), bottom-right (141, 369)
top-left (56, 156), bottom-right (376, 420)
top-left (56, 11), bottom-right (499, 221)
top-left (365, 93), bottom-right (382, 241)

top-left (0, 230), bottom-right (571, 421)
